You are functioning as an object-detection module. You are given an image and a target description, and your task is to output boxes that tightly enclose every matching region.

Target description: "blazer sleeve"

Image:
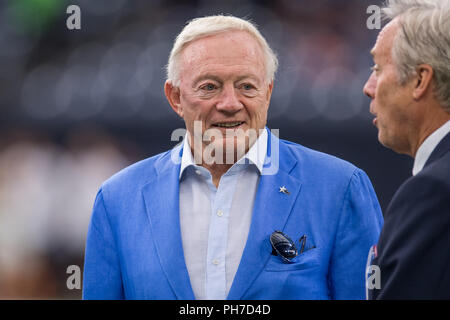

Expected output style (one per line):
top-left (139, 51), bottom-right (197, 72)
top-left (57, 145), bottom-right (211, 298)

top-left (83, 188), bottom-right (124, 299)
top-left (328, 169), bottom-right (384, 299)
top-left (373, 173), bottom-right (450, 299)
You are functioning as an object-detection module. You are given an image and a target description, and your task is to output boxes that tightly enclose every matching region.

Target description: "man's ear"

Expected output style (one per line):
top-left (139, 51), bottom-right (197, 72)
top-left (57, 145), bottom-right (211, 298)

top-left (413, 64), bottom-right (434, 101)
top-left (266, 80), bottom-right (274, 104)
top-left (164, 80), bottom-right (183, 118)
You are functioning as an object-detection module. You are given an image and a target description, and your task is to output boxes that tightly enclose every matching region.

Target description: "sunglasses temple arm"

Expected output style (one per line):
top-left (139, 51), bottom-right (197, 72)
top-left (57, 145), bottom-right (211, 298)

top-left (299, 235), bottom-right (306, 254)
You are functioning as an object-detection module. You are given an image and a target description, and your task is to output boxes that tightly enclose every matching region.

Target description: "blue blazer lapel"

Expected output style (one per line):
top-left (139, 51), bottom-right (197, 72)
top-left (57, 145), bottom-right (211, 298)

top-left (141, 147), bottom-right (195, 300)
top-left (227, 132), bottom-right (302, 300)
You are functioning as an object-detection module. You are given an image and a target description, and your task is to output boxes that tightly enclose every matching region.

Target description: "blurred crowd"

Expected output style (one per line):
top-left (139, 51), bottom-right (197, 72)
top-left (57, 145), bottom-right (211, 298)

top-left (0, 0), bottom-right (395, 298)
top-left (1, 0), bottom-right (376, 124)
top-left (0, 127), bottom-right (133, 298)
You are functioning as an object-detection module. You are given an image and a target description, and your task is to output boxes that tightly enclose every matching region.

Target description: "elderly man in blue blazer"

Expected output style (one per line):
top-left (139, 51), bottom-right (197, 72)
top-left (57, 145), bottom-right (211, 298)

top-left (83, 15), bottom-right (383, 300)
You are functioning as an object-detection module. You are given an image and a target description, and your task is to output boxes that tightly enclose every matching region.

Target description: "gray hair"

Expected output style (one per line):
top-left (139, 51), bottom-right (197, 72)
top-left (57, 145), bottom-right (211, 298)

top-left (382, 0), bottom-right (450, 112)
top-left (166, 15), bottom-right (278, 86)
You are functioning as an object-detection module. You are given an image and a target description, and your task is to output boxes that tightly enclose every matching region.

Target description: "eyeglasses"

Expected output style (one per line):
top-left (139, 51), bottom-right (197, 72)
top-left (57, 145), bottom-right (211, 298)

top-left (270, 230), bottom-right (298, 263)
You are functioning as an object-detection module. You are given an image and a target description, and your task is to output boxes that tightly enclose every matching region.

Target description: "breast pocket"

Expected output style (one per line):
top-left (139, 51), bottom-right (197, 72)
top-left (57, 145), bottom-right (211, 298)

top-left (264, 247), bottom-right (321, 272)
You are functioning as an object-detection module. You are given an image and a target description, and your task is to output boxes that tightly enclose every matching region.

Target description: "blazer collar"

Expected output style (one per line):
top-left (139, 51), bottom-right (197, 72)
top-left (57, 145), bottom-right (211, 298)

top-left (424, 131), bottom-right (450, 169)
top-left (414, 121), bottom-right (450, 175)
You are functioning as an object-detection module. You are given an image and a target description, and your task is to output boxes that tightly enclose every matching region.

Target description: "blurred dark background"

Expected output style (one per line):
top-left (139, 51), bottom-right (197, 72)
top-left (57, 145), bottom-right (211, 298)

top-left (0, 0), bottom-right (412, 299)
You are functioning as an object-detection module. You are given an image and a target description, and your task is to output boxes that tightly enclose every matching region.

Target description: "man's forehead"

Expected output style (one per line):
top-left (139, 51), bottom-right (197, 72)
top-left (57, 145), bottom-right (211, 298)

top-left (181, 31), bottom-right (262, 60)
top-left (371, 19), bottom-right (399, 59)
top-left (179, 30), bottom-right (266, 79)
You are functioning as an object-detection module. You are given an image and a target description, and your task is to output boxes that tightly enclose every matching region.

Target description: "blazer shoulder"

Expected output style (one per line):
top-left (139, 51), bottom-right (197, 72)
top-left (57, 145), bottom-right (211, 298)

top-left (399, 150), bottom-right (450, 194)
top-left (421, 149), bottom-right (450, 182)
top-left (280, 139), bottom-right (360, 178)
top-left (388, 151), bottom-right (450, 215)
top-left (100, 149), bottom-right (174, 196)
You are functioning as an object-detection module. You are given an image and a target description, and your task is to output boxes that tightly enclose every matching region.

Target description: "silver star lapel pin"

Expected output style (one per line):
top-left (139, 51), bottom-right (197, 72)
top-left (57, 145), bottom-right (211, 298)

top-left (279, 186), bottom-right (290, 195)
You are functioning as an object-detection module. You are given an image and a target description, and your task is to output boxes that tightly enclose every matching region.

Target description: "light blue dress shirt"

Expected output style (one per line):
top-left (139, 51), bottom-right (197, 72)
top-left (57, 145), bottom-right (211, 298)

top-left (179, 129), bottom-right (267, 300)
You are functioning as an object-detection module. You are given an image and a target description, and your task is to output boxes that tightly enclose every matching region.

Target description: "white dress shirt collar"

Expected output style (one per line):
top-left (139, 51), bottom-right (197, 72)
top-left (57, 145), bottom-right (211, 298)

top-left (412, 120), bottom-right (450, 176)
top-left (179, 128), bottom-right (268, 179)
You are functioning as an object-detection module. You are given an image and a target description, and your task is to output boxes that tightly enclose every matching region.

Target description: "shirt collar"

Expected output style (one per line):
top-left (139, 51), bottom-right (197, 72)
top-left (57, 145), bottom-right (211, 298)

top-left (412, 120), bottom-right (450, 176)
top-left (179, 128), bottom-right (268, 180)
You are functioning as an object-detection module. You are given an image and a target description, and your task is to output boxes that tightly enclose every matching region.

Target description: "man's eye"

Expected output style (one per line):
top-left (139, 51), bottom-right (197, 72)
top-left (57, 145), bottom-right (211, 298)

top-left (371, 65), bottom-right (379, 72)
top-left (201, 83), bottom-right (217, 91)
top-left (241, 84), bottom-right (255, 90)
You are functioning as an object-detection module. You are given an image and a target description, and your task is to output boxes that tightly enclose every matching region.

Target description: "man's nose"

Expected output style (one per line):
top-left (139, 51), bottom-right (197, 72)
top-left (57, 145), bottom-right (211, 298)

top-left (216, 84), bottom-right (243, 113)
top-left (363, 72), bottom-right (376, 99)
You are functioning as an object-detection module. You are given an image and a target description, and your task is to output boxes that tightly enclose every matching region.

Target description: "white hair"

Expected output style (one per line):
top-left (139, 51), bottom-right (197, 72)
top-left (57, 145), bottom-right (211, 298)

top-left (166, 15), bottom-right (278, 86)
top-left (382, 0), bottom-right (450, 112)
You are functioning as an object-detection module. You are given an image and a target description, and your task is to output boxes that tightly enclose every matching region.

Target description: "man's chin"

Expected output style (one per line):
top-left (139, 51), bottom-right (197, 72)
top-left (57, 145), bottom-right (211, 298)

top-left (378, 133), bottom-right (407, 155)
top-left (378, 132), bottom-right (389, 148)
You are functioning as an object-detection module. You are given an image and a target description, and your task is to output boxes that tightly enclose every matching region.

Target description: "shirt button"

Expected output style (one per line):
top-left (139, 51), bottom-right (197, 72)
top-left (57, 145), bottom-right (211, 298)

top-left (195, 170), bottom-right (201, 175)
top-left (217, 210), bottom-right (223, 217)
top-left (212, 259), bottom-right (220, 265)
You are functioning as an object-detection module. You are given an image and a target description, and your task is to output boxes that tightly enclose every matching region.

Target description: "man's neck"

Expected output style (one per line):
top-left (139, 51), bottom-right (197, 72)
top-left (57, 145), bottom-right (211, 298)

top-left (203, 163), bottom-right (233, 188)
top-left (185, 127), bottom-right (267, 188)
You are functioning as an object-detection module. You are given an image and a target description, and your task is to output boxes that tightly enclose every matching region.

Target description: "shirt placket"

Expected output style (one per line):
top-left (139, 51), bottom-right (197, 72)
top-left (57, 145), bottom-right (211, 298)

top-left (204, 171), bottom-right (238, 300)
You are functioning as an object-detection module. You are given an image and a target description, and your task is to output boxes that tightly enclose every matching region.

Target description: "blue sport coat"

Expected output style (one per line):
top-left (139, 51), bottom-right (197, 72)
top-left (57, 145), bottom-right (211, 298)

top-left (83, 130), bottom-right (383, 299)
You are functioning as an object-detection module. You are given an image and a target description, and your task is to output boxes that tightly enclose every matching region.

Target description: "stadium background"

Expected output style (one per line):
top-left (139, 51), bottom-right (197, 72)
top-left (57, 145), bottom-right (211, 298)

top-left (0, 0), bottom-right (412, 299)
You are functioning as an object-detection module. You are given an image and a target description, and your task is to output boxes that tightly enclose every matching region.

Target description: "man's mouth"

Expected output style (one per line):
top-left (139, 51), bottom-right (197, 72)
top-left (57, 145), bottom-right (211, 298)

top-left (212, 121), bottom-right (245, 128)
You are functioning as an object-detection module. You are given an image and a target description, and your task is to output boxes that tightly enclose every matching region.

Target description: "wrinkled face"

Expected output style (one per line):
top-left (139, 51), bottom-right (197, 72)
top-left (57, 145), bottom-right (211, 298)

top-left (363, 19), bottom-right (416, 155)
top-left (168, 30), bottom-right (273, 163)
